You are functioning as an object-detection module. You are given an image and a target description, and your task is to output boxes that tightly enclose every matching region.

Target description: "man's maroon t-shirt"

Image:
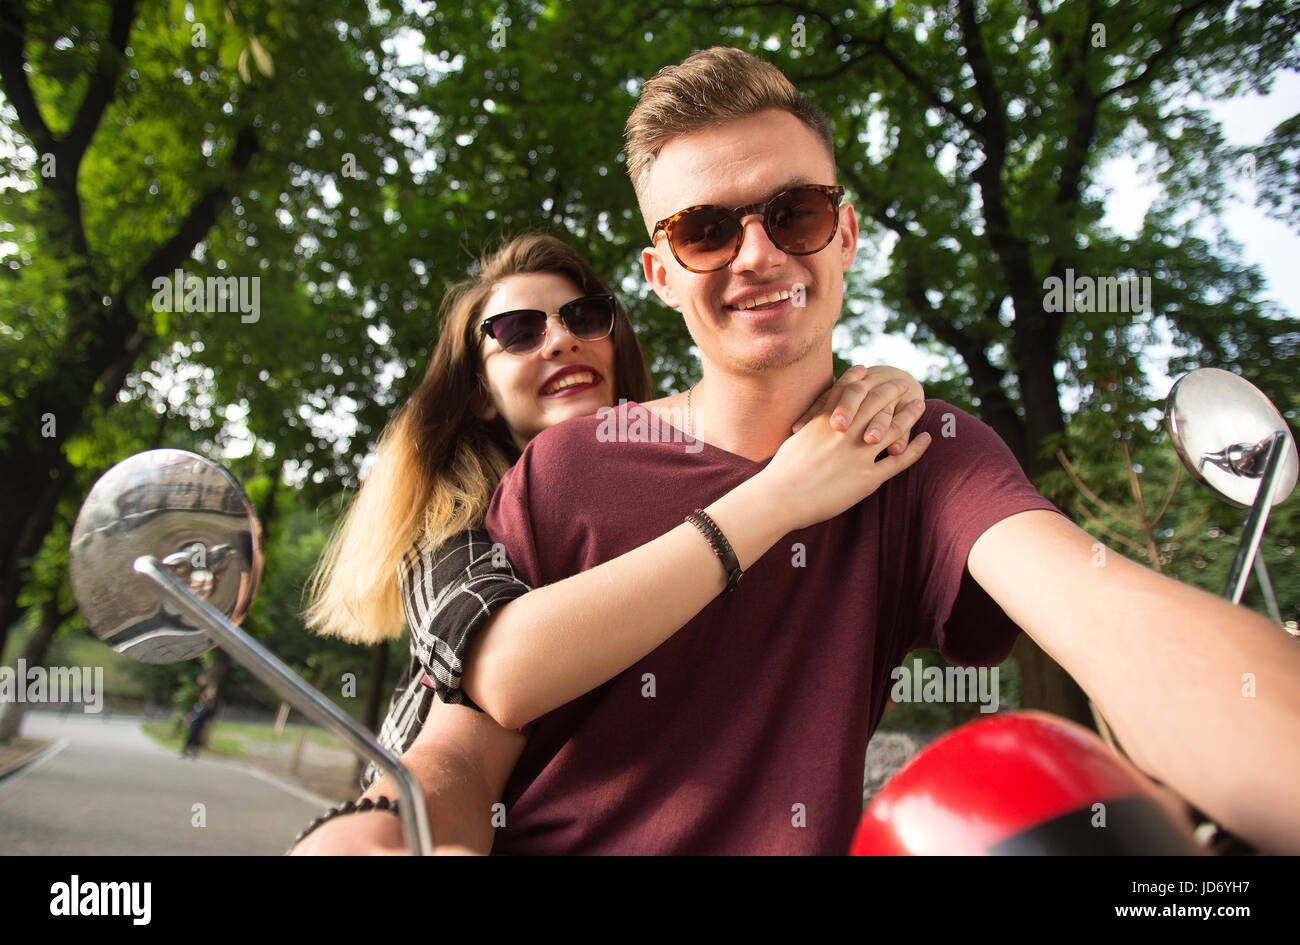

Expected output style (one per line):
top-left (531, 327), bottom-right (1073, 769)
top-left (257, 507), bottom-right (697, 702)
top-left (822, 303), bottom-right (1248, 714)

top-left (483, 399), bottom-right (1060, 854)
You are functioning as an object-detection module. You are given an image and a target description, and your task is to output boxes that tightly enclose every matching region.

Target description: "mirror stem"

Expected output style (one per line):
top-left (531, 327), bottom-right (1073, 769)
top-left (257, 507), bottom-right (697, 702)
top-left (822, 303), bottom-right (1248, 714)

top-left (1252, 555), bottom-right (1284, 627)
top-left (133, 556), bottom-right (433, 855)
top-left (1223, 431), bottom-right (1290, 608)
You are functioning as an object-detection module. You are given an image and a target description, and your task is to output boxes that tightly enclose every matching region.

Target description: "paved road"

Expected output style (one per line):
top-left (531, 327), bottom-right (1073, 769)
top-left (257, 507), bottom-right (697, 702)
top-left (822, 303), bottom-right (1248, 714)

top-left (0, 712), bottom-right (330, 855)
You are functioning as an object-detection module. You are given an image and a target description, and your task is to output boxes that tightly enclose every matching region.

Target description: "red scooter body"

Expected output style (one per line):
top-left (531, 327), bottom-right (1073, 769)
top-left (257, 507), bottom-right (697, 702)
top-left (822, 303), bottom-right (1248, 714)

top-left (852, 711), bottom-right (1201, 855)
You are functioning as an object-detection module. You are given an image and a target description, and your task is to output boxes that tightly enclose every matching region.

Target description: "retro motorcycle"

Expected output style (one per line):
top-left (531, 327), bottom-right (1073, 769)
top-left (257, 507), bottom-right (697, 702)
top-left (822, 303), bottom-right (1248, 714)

top-left (68, 369), bottom-right (1295, 855)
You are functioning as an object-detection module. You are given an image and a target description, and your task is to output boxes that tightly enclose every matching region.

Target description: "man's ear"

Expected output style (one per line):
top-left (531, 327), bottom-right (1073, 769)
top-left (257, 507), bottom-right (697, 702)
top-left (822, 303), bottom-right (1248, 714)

top-left (642, 244), bottom-right (681, 309)
top-left (838, 202), bottom-right (859, 272)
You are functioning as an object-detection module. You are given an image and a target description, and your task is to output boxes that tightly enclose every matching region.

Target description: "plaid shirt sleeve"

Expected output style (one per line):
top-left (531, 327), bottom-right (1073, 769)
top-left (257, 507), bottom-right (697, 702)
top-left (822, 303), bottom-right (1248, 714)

top-left (361, 528), bottom-right (530, 791)
top-left (399, 527), bottom-right (531, 707)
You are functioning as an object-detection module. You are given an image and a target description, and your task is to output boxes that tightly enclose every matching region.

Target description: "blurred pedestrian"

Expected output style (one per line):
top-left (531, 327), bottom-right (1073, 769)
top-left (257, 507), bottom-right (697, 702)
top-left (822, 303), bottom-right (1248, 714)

top-left (180, 691), bottom-right (213, 759)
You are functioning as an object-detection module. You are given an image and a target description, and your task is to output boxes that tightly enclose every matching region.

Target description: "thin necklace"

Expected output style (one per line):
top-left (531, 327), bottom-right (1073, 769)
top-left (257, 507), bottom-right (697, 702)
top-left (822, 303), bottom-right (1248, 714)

top-left (685, 382), bottom-right (698, 439)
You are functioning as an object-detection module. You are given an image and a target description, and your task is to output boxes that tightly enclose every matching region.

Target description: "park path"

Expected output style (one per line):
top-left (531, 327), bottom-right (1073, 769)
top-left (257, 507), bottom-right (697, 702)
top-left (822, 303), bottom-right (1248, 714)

top-left (0, 711), bottom-right (331, 855)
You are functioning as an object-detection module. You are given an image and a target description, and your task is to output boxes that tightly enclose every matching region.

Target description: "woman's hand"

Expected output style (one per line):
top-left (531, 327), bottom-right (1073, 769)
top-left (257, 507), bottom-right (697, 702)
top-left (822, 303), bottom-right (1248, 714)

top-left (791, 364), bottom-right (925, 455)
top-left (756, 373), bottom-right (930, 533)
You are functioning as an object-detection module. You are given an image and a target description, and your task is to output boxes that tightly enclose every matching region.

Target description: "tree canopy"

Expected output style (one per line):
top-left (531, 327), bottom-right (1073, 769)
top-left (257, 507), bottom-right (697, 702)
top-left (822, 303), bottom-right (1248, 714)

top-left (2, 0), bottom-right (1296, 724)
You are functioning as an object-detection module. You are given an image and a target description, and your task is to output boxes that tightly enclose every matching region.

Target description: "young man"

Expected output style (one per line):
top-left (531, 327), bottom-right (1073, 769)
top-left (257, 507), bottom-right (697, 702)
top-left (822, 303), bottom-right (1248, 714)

top-left (297, 47), bottom-right (1300, 856)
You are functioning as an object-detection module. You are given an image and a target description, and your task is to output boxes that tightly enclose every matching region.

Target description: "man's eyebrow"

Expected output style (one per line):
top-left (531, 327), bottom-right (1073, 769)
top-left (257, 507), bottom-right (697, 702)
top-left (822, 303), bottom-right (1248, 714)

top-left (769, 176), bottom-right (818, 194)
top-left (653, 177), bottom-right (828, 228)
top-left (721, 177), bottom-right (821, 208)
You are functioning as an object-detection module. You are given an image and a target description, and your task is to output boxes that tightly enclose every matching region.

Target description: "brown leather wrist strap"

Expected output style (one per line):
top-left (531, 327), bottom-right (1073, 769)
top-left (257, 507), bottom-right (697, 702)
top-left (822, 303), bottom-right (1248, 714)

top-left (686, 509), bottom-right (743, 595)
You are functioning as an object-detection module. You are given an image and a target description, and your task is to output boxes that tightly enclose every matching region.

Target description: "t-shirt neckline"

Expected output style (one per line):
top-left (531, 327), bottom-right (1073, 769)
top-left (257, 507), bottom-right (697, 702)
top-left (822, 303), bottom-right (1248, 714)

top-left (623, 400), bottom-right (769, 468)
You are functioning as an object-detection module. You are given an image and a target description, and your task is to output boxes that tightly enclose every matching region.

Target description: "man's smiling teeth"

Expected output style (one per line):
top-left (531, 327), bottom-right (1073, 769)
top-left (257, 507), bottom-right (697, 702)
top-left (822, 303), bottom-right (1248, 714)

top-left (542, 371), bottom-right (596, 395)
top-left (733, 290), bottom-right (792, 311)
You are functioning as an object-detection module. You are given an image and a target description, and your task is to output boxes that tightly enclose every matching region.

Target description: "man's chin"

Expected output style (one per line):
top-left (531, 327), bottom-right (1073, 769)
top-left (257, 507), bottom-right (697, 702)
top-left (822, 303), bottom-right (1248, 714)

top-left (719, 333), bottom-right (826, 374)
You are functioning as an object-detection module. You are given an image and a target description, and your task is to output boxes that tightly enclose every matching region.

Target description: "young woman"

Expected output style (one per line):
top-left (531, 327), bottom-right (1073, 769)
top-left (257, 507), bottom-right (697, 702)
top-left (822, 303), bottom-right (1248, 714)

top-left (295, 233), bottom-right (928, 849)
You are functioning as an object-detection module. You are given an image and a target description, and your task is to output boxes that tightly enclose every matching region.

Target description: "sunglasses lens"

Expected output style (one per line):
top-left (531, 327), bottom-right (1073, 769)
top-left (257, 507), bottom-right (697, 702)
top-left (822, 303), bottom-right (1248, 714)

top-left (769, 188), bottom-right (837, 254)
top-left (562, 296), bottom-right (615, 340)
top-left (490, 311), bottom-right (547, 354)
top-left (672, 208), bottom-right (739, 271)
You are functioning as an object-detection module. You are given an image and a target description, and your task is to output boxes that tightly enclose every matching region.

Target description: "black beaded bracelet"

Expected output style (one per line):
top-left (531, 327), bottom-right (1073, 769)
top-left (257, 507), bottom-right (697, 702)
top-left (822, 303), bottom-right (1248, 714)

top-left (686, 508), bottom-right (743, 595)
top-left (290, 795), bottom-right (401, 850)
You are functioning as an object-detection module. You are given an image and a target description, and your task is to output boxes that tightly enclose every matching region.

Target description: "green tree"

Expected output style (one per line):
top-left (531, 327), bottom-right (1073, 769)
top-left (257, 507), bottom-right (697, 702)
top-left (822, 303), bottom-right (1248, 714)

top-left (4, 0), bottom-right (1297, 733)
top-left (397, 0), bottom-right (1299, 723)
top-left (0, 0), bottom-right (415, 658)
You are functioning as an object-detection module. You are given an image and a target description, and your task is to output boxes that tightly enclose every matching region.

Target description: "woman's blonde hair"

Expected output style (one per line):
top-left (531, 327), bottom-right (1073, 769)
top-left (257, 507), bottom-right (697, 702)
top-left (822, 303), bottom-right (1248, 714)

top-left (305, 233), bottom-right (652, 644)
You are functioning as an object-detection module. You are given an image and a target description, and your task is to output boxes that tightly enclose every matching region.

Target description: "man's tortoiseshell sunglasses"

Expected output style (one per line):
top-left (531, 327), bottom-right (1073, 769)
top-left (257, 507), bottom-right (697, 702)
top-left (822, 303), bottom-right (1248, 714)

top-left (651, 184), bottom-right (846, 273)
top-left (478, 293), bottom-right (616, 355)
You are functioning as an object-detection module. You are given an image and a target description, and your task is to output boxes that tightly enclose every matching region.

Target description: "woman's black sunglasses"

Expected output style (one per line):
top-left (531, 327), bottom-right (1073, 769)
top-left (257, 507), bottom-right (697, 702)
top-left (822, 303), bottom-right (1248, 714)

top-left (478, 293), bottom-right (617, 355)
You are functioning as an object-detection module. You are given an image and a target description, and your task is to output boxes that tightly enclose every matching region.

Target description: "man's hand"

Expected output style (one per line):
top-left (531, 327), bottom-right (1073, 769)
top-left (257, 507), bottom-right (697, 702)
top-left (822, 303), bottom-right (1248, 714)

top-left (969, 509), bottom-right (1300, 853)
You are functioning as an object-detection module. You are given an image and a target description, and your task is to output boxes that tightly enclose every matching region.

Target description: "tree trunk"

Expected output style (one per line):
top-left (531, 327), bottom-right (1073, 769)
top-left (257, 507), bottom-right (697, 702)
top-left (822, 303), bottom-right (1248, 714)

top-left (0, 455), bottom-right (73, 663)
top-left (1009, 340), bottom-right (1094, 728)
top-left (1012, 634), bottom-right (1095, 727)
top-left (0, 597), bottom-right (63, 742)
top-left (1014, 338), bottom-right (1069, 479)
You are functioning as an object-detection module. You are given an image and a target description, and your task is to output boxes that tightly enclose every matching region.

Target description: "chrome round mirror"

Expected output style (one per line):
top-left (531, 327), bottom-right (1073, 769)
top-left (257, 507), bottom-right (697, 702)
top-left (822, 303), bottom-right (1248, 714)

top-left (1165, 368), bottom-right (1297, 509)
top-left (69, 449), bottom-right (263, 664)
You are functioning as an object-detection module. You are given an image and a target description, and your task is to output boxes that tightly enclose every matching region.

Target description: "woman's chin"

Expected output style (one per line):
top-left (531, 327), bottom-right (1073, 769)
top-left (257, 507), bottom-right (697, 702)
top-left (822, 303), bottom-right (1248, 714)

top-left (539, 386), bottom-right (613, 425)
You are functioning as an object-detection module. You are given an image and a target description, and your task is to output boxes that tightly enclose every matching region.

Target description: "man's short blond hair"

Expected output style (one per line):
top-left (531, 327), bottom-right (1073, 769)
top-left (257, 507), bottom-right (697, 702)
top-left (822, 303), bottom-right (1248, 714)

top-left (624, 46), bottom-right (836, 206)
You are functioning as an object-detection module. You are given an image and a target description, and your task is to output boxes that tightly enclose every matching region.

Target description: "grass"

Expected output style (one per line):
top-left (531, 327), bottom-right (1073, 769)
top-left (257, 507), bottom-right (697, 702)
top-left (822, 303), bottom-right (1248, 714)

top-left (6, 622), bottom-right (157, 701)
top-left (141, 721), bottom-right (247, 757)
top-left (210, 720), bottom-right (347, 749)
top-left (140, 718), bottom-right (349, 757)
top-left (139, 718), bottom-right (361, 803)
top-left (5, 621), bottom-right (372, 722)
